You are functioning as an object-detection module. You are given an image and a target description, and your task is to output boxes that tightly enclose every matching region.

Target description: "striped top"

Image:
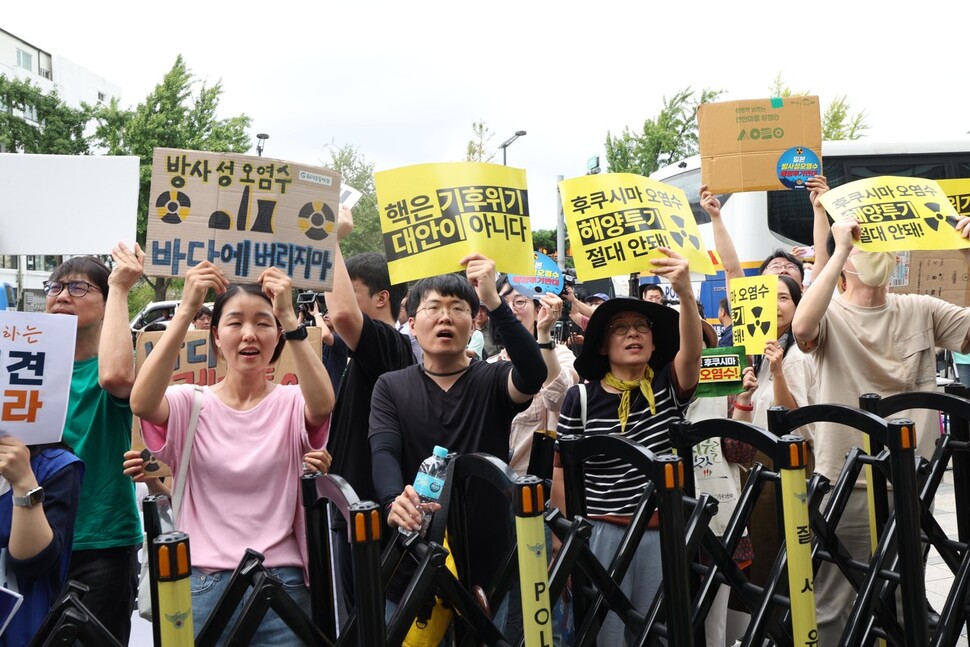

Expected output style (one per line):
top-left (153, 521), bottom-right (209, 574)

top-left (557, 365), bottom-right (690, 517)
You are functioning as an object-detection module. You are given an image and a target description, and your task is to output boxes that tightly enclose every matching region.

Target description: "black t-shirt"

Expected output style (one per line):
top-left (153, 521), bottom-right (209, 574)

top-left (326, 314), bottom-right (415, 504)
top-left (369, 360), bottom-right (529, 600)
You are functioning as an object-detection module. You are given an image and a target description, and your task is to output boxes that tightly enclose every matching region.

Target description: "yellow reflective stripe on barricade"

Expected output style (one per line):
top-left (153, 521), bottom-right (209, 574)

top-left (515, 514), bottom-right (552, 647)
top-left (780, 466), bottom-right (818, 646)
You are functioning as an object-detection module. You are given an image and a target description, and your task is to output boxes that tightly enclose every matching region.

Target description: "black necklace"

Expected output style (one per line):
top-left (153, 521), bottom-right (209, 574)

top-left (422, 365), bottom-right (470, 377)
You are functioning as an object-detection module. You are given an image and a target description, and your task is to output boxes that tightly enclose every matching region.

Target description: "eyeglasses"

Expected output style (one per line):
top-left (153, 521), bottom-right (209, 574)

top-left (764, 261), bottom-right (800, 273)
top-left (43, 280), bottom-right (102, 298)
top-left (416, 303), bottom-right (472, 319)
top-left (608, 320), bottom-right (652, 336)
top-left (504, 295), bottom-right (533, 310)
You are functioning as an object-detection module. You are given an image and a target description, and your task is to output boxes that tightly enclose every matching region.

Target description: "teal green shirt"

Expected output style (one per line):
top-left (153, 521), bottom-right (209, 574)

top-left (63, 357), bottom-right (141, 550)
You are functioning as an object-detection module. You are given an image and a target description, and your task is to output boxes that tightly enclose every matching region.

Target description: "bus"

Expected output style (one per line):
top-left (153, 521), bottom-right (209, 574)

top-left (645, 140), bottom-right (970, 320)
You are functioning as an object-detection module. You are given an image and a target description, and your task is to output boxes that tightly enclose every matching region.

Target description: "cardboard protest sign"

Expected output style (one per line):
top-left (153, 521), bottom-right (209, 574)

top-left (0, 153), bottom-right (139, 254)
top-left (694, 347), bottom-right (747, 398)
top-left (0, 312), bottom-right (76, 444)
top-left (147, 149), bottom-right (342, 290)
top-left (374, 162), bottom-right (533, 284)
top-left (889, 250), bottom-right (970, 307)
top-left (818, 176), bottom-right (970, 252)
top-left (130, 327), bottom-right (324, 477)
top-left (728, 276), bottom-right (777, 355)
top-left (508, 251), bottom-right (564, 297)
top-left (559, 173), bottom-right (715, 282)
top-left (698, 96), bottom-right (822, 193)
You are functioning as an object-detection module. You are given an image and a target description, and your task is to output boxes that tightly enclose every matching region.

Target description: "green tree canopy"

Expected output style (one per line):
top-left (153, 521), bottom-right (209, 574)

top-left (605, 87), bottom-right (723, 176)
top-left (769, 74), bottom-right (869, 141)
top-left (326, 143), bottom-right (382, 257)
top-left (0, 74), bottom-right (91, 154)
top-left (91, 55), bottom-right (252, 300)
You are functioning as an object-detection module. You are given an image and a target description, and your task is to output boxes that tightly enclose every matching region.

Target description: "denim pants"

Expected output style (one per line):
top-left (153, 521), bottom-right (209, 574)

top-left (190, 566), bottom-right (310, 646)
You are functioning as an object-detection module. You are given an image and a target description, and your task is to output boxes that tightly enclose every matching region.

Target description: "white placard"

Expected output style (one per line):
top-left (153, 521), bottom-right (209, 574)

top-left (0, 312), bottom-right (77, 444)
top-left (0, 154), bottom-right (139, 254)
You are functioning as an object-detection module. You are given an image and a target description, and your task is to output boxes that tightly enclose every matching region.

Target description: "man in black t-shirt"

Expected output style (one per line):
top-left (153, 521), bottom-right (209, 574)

top-left (323, 206), bottom-right (415, 620)
top-left (369, 255), bottom-right (547, 614)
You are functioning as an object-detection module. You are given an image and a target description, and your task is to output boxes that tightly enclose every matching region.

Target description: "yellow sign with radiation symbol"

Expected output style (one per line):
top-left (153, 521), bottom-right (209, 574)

top-left (728, 275), bottom-right (777, 355)
top-left (818, 176), bottom-right (970, 252)
top-left (374, 162), bottom-right (534, 284)
top-left (558, 173), bottom-right (715, 282)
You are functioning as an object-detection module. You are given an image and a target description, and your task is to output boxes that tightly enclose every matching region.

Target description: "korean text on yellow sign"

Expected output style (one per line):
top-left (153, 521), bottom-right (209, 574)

top-left (938, 178), bottom-right (970, 219)
top-left (728, 276), bottom-right (777, 355)
top-left (559, 173), bottom-right (715, 282)
top-left (818, 176), bottom-right (970, 252)
top-left (0, 312), bottom-right (77, 444)
top-left (147, 148), bottom-right (342, 290)
top-left (374, 162), bottom-right (533, 284)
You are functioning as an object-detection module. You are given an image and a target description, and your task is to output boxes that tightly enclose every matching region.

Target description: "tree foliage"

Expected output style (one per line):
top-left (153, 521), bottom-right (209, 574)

top-left (0, 74), bottom-right (91, 154)
top-left (769, 73), bottom-right (868, 141)
top-left (326, 143), bottom-right (383, 257)
top-left (605, 87), bottom-right (723, 176)
top-left (91, 55), bottom-right (252, 299)
top-left (465, 120), bottom-right (496, 162)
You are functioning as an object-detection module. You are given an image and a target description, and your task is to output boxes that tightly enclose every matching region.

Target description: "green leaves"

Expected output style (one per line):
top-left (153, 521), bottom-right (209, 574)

top-left (0, 75), bottom-right (91, 155)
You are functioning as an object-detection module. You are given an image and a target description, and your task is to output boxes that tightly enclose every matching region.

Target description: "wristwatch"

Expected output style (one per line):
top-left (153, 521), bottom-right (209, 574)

top-left (13, 486), bottom-right (44, 508)
top-left (283, 325), bottom-right (308, 341)
top-left (537, 341), bottom-right (555, 350)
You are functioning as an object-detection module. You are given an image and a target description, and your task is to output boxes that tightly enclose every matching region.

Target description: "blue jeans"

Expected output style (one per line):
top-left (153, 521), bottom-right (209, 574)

top-left (190, 566), bottom-right (310, 646)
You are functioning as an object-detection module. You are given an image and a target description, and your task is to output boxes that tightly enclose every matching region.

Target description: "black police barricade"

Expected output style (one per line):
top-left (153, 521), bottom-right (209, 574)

top-left (29, 580), bottom-right (123, 647)
top-left (671, 417), bottom-right (822, 647)
top-left (857, 386), bottom-right (970, 647)
top-left (555, 433), bottom-right (694, 646)
top-left (765, 402), bottom-right (928, 646)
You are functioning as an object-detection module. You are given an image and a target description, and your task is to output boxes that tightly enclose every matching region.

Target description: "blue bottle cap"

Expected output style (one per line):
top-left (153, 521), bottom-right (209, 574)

top-left (433, 445), bottom-right (448, 458)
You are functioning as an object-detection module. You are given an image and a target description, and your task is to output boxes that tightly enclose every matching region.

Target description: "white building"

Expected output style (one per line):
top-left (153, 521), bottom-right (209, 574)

top-left (0, 27), bottom-right (122, 310)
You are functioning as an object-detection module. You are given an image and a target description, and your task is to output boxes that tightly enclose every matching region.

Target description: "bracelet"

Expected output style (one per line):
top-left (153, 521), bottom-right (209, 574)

top-left (733, 402), bottom-right (753, 412)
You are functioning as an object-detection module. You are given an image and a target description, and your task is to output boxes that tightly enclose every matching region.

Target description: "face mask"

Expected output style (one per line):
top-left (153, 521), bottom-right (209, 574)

top-left (848, 251), bottom-right (895, 287)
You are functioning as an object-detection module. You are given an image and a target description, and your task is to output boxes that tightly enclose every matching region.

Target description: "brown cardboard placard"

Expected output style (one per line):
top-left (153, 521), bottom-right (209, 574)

top-left (146, 148), bottom-right (341, 290)
top-left (889, 250), bottom-right (970, 307)
top-left (130, 327), bottom-right (324, 478)
top-left (699, 96), bottom-right (822, 194)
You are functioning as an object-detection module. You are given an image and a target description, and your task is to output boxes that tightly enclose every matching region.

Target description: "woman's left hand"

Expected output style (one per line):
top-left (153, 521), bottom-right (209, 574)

top-left (764, 340), bottom-right (784, 376)
top-left (303, 449), bottom-right (332, 474)
top-left (258, 268), bottom-right (298, 331)
top-left (0, 435), bottom-right (36, 491)
top-left (536, 293), bottom-right (563, 335)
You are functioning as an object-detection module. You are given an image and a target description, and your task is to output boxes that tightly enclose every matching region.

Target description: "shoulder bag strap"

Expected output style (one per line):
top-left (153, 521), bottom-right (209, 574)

top-left (579, 383), bottom-right (588, 427)
top-left (172, 386), bottom-right (203, 519)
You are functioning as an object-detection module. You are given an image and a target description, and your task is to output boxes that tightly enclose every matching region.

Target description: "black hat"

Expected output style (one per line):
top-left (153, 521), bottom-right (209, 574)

top-left (574, 297), bottom-right (681, 382)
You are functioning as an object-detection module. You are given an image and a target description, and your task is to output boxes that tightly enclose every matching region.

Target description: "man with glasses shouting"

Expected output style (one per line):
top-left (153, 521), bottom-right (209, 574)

top-left (369, 254), bottom-right (546, 636)
top-left (44, 243), bottom-right (146, 644)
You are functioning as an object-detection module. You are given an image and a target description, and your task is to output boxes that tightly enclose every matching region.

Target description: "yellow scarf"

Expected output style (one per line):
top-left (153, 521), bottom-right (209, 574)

top-left (603, 367), bottom-right (656, 433)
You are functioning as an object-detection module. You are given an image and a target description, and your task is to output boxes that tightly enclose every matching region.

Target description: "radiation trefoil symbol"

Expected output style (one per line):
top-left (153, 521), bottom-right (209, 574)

top-left (156, 191), bottom-right (191, 224)
top-left (298, 202), bottom-right (336, 241)
top-left (668, 215), bottom-right (700, 250)
top-left (746, 306), bottom-right (771, 337)
top-left (921, 202), bottom-right (958, 232)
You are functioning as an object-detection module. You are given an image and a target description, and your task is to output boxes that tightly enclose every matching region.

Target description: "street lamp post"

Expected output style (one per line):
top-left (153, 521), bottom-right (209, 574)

top-left (499, 130), bottom-right (527, 165)
top-left (256, 133), bottom-right (269, 157)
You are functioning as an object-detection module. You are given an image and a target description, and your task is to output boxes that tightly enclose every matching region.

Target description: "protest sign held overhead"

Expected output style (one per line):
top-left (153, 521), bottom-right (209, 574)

top-left (698, 96), bottom-right (822, 194)
top-left (818, 176), bottom-right (970, 252)
top-left (0, 312), bottom-right (76, 444)
top-left (374, 162), bottom-right (533, 284)
top-left (938, 178), bottom-right (970, 218)
top-left (728, 275), bottom-right (777, 355)
top-left (507, 251), bottom-right (564, 297)
top-left (147, 149), bottom-right (342, 290)
top-left (559, 173), bottom-right (715, 282)
top-left (695, 347), bottom-right (747, 398)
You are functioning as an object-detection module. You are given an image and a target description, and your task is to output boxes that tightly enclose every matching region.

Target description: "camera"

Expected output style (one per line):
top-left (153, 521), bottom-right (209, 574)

top-left (296, 291), bottom-right (325, 326)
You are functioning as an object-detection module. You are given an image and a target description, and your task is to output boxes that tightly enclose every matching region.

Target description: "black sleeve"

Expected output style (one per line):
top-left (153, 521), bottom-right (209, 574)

top-left (8, 460), bottom-right (83, 580)
top-left (368, 376), bottom-right (406, 511)
top-left (488, 301), bottom-right (546, 394)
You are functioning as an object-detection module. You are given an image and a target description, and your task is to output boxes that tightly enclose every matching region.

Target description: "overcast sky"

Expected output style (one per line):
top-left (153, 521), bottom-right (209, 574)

top-left (6, 1), bottom-right (970, 230)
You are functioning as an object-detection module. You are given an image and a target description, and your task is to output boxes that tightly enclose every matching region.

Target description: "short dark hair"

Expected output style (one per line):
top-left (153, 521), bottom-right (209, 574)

top-left (194, 305), bottom-right (212, 320)
top-left (49, 256), bottom-right (111, 302)
top-left (406, 274), bottom-right (479, 317)
top-left (345, 252), bottom-right (408, 313)
top-left (758, 250), bottom-right (805, 281)
top-left (825, 230), bottom-right (836, 259)
top-left (718, 297), bottom-right (730, 314)
top-left (777, 274), bottom-right (803, 307)
top-left (640, 283), bottom-right (664, 299)
top-left (210, 284), bottom-right (285, 363)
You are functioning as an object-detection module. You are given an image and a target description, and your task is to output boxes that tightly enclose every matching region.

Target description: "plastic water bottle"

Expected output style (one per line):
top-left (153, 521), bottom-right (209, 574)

top-left (399, 445), bottom-right (449, 537)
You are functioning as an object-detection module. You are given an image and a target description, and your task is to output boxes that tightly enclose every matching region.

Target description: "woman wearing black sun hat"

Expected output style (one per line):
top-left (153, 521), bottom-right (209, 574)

top-left (551, 247), bottom-right (702, 645)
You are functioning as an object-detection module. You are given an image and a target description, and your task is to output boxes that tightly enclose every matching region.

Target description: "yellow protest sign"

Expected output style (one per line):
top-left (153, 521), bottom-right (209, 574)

top-left (939, 178), bottom-right (970, 218)
top-left (728, 276), bottom-right (777, 354)
top-left (147, 149), bottom-right (342, 290)
top-left (374, 162), bottom-right (533, 284)
top-left (558, 173), bottom-right (715, 282)
top-left (818, 176), bottom-right (970, 252)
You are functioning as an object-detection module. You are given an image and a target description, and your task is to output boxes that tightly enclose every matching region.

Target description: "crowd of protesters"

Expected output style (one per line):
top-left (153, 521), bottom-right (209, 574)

top-left (8, 184), bottom-right (970, 647)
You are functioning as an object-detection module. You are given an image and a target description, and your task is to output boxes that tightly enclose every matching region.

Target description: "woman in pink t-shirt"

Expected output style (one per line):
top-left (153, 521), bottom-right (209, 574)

top-left (131, 261), bottom-right (333, 644)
